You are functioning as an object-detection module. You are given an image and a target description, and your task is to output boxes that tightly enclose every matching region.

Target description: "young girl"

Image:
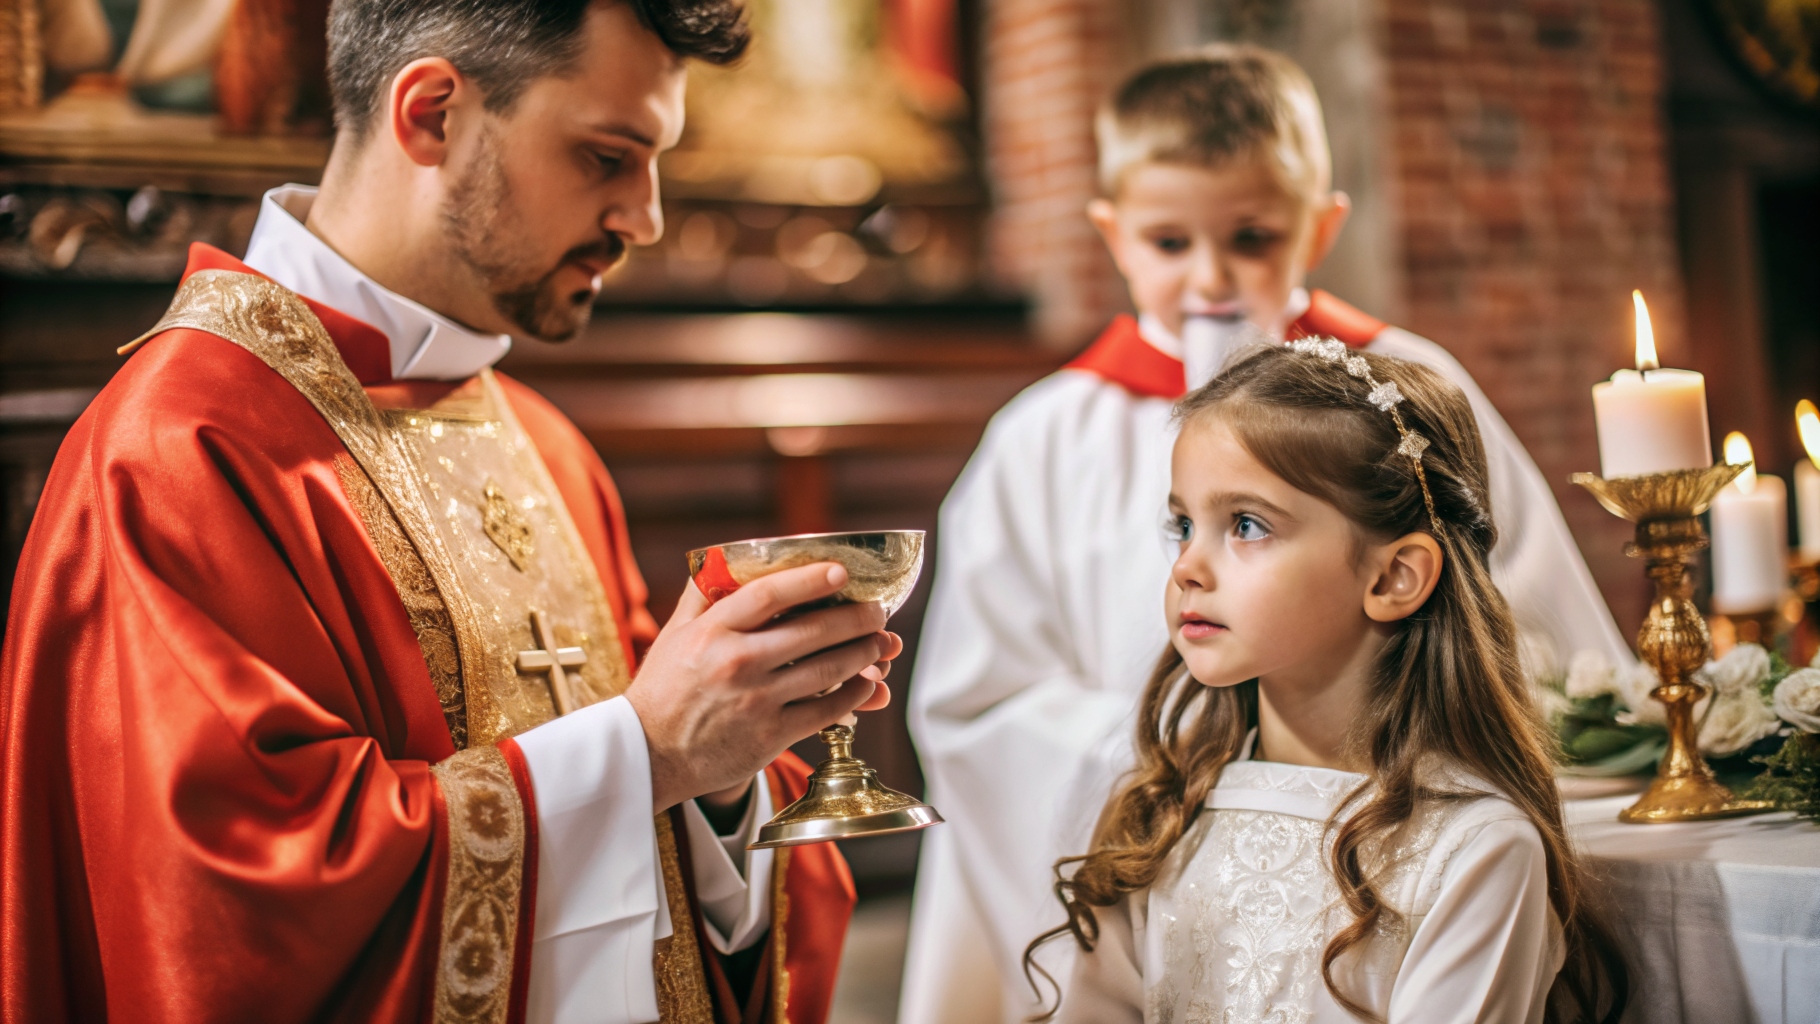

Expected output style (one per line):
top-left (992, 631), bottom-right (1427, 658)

top-left (1026, 342), bottom-right (1626, 1023)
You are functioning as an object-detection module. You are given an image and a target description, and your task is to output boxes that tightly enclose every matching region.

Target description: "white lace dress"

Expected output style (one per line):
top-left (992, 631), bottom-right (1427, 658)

top-left (1057, 757), bottom-right (1564, 1024)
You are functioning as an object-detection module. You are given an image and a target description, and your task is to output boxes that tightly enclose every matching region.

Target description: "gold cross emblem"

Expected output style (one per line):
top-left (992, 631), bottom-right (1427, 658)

top-left (515, 610), bottom-right (586, 716)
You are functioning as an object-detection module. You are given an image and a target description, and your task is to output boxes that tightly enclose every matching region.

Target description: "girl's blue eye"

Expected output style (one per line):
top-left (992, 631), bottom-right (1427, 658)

top-left (1162, 514), bottom-right (1194, 545)
top-left (1234, 514), bottom-right (1269, 541)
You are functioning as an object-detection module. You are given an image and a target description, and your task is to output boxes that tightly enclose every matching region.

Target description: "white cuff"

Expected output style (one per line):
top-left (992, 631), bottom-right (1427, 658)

top-left (680, 778), bottom-right (776, 954)
top-left (516, 696), bottom-right (663, 1024)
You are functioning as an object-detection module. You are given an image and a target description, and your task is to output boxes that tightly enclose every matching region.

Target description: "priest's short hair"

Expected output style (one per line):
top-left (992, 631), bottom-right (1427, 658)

top-left (327, 0), bottom-right (750, 140)
top-left (1096, 43), bottom-right (1332, 201)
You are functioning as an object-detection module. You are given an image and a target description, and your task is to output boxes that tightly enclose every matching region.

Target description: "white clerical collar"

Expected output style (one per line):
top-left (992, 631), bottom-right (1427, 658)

top-left (242, 185), bottom-right (512, 381)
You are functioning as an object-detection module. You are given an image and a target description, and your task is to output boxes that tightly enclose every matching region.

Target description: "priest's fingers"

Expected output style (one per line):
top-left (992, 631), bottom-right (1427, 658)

top-left (766, 632), bottom-right (890, 704)
top-left (873, 631), bottom-right (904, 675)
top-left (780, 675), bottom-right (881, 739)
top-left (854, 677), bottom-right (892, 712)
top-left (662, 579), bottom-right (712, 631)
top-left (711, 563), bottom-right (847, 632)
top-left (744, 600), bottom-right (888, 669)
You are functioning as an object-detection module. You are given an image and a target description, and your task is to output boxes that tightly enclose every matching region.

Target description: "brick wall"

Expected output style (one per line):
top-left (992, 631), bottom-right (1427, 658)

top-left (980, 0), bottom-right (1679, 634)
top-left (980, 0), bottom-right (1130, 345)
top-left (1380, 0), bottom-right (1679, 632)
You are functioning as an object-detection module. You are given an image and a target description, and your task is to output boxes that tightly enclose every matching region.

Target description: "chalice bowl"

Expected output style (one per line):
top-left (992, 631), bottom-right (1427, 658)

top-left (686, 530), bottom-right (943, 849)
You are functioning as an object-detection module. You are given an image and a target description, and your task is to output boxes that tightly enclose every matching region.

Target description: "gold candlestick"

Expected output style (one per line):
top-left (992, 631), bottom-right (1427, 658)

top-left (686, 530), bottom-right (943, 848)
top-left (1574, 465), bottom-right (1776, 822)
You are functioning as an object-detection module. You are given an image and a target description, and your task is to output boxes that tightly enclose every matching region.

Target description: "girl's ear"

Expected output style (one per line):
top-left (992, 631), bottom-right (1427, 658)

top-left (1362, 532), bottom-right (1444, 623)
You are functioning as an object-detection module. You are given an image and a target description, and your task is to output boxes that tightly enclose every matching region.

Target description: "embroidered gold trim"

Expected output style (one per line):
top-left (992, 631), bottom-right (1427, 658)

top-left (430, 746), bottom-right (525, 1024)
top-left (477, 369), bottom-right (630, 704)
top-left (334, 454), bottom-right (467, 747)
top-left (137, 269), bottom-right (504, 742)
top-left (654, 812), bottom-right (716, 1024)
top-left (770, 845), bottom-right (792, 1022)
top-left (480, 479), bottom-right (534, 572)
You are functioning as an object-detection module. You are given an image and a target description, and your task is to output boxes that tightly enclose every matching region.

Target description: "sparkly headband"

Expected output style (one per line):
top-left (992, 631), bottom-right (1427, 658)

top-left (1287, 337), bottom-right (1445, 536)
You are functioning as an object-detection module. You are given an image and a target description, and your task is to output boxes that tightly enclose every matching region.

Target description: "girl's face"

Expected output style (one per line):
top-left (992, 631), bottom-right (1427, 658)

top-left (1163, 417), bottom-right (1384, 690)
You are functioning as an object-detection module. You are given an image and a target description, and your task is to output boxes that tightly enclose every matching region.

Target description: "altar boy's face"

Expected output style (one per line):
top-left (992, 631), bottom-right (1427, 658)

top-left (1163, 417), bottom-right (1377, 690)
top-left (1088, 157), bottom-right (1348, 342)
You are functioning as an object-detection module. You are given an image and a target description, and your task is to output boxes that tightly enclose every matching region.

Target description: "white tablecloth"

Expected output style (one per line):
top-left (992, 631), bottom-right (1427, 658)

top-left (1567, 796), bottom-right (1820, 1024)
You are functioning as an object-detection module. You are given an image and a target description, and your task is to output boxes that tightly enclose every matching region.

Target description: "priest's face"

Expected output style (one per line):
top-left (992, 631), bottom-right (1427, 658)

top-left (1163, 417), bottom-right (1386, 694)
top-left (1086, 159), bottom-right (1348, 342)
top-left (440, 2), bottom-right (687, 341)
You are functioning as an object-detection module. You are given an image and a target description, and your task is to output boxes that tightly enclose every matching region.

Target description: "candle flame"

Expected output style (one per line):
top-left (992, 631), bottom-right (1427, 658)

top-left (1632, 290), bottom-right (1658, 372)
top-left (1799, 399), bottom-right (1820, 471)
top-left (1724, 431), bottom-right (1757, 493)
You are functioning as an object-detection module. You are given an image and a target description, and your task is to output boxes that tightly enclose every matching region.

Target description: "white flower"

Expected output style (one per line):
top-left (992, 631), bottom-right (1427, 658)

top-left (1565, 650), bottom-right (1618, 700)
top-left (1695, 643), bottom-right (1771, 698)
top-left (1698, 687), bottom-right (1783, 756)
top-left (1774, 668), bottom-right (1820, 733)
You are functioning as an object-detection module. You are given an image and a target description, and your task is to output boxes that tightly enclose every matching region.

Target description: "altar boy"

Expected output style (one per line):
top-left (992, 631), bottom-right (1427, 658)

top-left (899, 44), bottom-right (1632, 1024)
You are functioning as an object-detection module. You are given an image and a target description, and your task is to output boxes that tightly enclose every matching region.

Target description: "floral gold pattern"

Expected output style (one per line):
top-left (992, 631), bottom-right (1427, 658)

top-left (654, 812), bottom-right (717, 1024)
top-left (334, 453), bottom-right (467, 746)
top-left (481, 480), bottom-right (534, 571)
top-left (430, 745), bottom-right (526, 1024)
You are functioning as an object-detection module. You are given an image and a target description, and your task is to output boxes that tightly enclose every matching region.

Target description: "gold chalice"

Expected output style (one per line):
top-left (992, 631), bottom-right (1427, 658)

top-left (1573, 465), bottom-right (1776, 822)
top-left (686, 530), bottom-right (943, 849)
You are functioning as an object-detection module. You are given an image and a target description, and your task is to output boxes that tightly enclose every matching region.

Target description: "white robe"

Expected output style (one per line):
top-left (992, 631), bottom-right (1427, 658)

top-left (1057, 752), bottom-right (1564, 1024)
top-left (900, 311), bottom-right (1627, 1024)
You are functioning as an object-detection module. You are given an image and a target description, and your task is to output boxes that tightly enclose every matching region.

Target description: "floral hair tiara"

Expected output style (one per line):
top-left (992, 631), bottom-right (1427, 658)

top-left (1287, 337), bottom-right (1445, 536)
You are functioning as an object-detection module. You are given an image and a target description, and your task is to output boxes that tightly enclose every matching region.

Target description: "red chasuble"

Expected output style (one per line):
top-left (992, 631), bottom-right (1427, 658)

top-left (1065, 290), bottom-right (1388, 399)
top-left (0, 245), bottom-right (852, 1023)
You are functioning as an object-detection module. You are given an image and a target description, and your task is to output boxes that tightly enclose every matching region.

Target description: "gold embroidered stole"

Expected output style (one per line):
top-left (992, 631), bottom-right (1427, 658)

top-left (132, 269), bottom-right (730, 1024)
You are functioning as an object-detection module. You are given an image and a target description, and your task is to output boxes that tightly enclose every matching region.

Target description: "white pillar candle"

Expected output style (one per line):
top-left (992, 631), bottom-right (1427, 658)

top-left (1796, 459), bottom-right (1820, 563)
top-left (1798, 400), bottom-right (1820, 563)
top-left (1711, 433), bottom-right (1787, 614)
top-left (1590, 292), bottom-right (1712, 478)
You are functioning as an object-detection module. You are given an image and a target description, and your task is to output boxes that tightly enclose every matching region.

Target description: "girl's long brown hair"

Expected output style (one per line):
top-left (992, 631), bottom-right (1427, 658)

top-left (1024, 345), bottom-right (1627, 1022)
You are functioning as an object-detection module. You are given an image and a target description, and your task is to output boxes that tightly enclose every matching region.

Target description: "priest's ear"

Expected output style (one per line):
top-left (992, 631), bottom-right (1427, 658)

top-left (386, 57), bottom-right (473, 166)
top-left (1360, 531), bottom-right (1443, 624)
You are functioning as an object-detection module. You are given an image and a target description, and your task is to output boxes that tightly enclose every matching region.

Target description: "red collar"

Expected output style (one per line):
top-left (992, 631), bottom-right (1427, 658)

top-left (1065, 290), bottom-right (1387, 400)
top-left (175, 243), bottom-right (396, 385)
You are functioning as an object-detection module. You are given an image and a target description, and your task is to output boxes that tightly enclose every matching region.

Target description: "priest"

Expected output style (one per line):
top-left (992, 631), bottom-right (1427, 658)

top-left (0, 2), bottom-right (891, 1022)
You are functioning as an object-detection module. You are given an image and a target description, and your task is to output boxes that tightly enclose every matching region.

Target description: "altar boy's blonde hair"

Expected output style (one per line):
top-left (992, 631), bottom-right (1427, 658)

top-left (1025, 346), bottom-right (1629, 1023)
top-left (1097, 44), bottom-right (1331, 200)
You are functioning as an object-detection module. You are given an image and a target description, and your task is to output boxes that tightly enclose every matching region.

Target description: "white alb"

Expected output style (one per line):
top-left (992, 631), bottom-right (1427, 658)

top-left (1057, 752), bottom-right (1564, 1024)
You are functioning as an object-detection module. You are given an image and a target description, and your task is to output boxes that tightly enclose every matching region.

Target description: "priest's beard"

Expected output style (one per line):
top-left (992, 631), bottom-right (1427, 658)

top-left (441, 128), bottom-right (626, 342)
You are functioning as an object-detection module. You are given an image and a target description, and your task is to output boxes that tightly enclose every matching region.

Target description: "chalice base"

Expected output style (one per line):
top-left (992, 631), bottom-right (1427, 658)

top-left (749, 725), bottom-right (943, 849)
top-left (1618, 770), bottom-right (1774, 823)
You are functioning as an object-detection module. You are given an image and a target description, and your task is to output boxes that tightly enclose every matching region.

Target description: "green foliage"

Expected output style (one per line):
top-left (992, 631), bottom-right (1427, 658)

top-left (1761, 650), bottom-right (1796, 702)
top-left (1555, 692), bottom-right (1667, 769)
top-left (1744, 732), bottom-right (1820, 822)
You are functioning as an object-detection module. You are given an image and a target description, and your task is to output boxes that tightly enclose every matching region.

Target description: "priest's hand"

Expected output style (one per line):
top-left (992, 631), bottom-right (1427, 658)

top-left (628, 563), bottom-right (901, 812)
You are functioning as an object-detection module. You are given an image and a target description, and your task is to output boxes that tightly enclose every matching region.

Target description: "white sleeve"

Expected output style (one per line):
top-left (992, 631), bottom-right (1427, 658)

top-left (678, 778), bottom-right (775, 954)
top-left (908, 389), bottom-right (1148, 973)
top-left (1055, 898), bottom-right (1145, 1024)
top-left (1387, 817), bottom-right (1561, 1024)
top-left (514, 696), bottom-right (664, 1024)
top-left (1368, 330), bottom-right (1633, 673)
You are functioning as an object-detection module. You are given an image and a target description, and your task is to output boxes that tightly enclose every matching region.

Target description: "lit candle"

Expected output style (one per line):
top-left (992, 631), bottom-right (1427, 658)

top-left (1796, 400), bottom-right (1820, 563)
top-left (1711, 432), bottom-right (1787, 614)
top-left (1591, 291), bottom-right (1713, 478)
